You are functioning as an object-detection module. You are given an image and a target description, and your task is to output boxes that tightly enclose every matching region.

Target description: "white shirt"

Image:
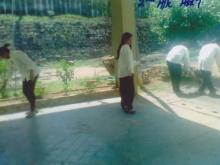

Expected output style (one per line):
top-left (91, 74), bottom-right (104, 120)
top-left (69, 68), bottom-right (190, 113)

top-left (118, 44), bottom-right (134, 78)
top-left (198, 43), bottom-right (220, 72)
top-left (166, 45), bottom-right (190, 70)
top-left (7, 50), bottom-right (40, 81)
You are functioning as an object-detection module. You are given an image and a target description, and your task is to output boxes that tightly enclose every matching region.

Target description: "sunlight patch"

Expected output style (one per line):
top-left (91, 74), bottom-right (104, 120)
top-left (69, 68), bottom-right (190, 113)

top-left (0, 97), bottom-right (120, 122)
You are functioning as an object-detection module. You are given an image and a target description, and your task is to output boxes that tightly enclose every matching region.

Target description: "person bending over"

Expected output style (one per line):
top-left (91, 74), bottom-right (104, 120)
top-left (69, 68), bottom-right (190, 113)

top-left (198, 43), bottom-right (220, 95)
top-left (0, 44), bottom-right (40, 118)
top-left (166, 45), bottom-right (190, 94)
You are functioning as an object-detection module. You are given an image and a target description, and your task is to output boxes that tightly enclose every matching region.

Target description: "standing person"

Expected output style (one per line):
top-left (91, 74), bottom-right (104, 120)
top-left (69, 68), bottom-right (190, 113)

top-left (166, 45), bottom-right (190, 94)
top-left (116, 32), bottom-right (135, 114)
top-left (0, 44), bottom-right (40, 118)
top-left (198, 43), bottom-right (220, 95)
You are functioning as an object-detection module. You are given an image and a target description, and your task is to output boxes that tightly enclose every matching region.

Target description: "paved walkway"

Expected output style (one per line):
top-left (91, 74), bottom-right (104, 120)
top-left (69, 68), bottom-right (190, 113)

top-left (1, 92), bottom-right (220, 164)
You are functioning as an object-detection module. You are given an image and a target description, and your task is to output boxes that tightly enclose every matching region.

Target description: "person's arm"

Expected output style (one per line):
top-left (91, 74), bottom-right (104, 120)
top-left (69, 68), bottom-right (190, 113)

top-left (17, 51), bottom-right (38, 80)
top-left (19, 52), bottom-right (35, 69)
top-left (30, 69), bottom-right (34, 81)
top-left (133, 60), bottom-right (140, 67)
top-left (183, 49), bottom-right (190, 71)
top-left (215, 48), bottom-right (220, 69)
top-left (126, 46), bottom-right (134, 75)
top-left (120, 45), bottom-right (134, 76)
top-left (216, 58), bottom-right (220, 73)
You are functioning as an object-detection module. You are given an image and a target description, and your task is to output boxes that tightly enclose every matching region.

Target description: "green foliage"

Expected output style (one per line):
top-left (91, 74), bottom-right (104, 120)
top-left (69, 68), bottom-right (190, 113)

top-left (0, 15), bottom-right (111, 59)
top-left (56, 59), bottom-right (74, 95)
top-left (137, 19), bottom-right (166, 54)
top-left (35, 81), bottom-right (45, 99)
top-left (74, 58), bottom-right (103, 67)
top-left (137, 0), bottom-right (220, 53)
top-left (83, 80), bottom-right (97, 91)
top-left (0, 60), bottom-right (7, 75)
top-left (161, 7), bottom-right (218, 41)
top-left (43, 75), bottom-right (114, 94)
top-left (0, 60), bottom-right (9, 98)
top-left (81, 76), bottom-right (114, 92)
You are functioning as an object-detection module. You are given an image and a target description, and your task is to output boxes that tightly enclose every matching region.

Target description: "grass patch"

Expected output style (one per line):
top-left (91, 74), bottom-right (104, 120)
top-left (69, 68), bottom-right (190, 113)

top-left (74, 58), bottom-right (103, 67)
top-left (0, 75), bottom-right (115, 100)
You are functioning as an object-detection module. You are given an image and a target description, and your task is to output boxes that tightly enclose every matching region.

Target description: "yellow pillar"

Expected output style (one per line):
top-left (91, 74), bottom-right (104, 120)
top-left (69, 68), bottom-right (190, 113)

top-left (111, 0), bottom-right (139, 91)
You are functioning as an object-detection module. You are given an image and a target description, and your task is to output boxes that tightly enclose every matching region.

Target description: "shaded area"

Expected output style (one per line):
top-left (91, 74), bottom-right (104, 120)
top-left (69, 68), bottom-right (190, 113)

top-left (140, 86), bottom-right (177, 115)
top-left (0, 96), bottom-right (220, 164)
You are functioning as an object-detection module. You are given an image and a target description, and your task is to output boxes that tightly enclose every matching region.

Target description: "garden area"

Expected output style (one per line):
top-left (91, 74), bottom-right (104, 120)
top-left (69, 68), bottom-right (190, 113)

top-left (0, 57), bottom-right (115, 99)
top-left (136, 0), bottom-right (220, 91)
top-left (1, 0), bottom-right (220, 108)
top-left (0, 0), bottom-right (114, 105)
top-left (0, 13), bottom-right (114, 101)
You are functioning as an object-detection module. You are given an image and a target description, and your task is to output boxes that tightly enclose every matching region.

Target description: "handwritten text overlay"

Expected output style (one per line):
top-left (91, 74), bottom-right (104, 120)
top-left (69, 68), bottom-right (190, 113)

top-left (138, 0), bottom-right (202, 10)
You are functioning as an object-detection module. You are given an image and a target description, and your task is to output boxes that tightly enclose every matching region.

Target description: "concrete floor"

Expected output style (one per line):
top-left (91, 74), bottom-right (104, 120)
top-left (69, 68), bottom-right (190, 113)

top-left (1, 94), bottom-right (220, 165)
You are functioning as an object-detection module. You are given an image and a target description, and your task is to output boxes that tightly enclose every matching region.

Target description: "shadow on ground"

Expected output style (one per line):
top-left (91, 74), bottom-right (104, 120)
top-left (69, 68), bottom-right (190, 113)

top-left (0, 96), bottom-right (220, 164)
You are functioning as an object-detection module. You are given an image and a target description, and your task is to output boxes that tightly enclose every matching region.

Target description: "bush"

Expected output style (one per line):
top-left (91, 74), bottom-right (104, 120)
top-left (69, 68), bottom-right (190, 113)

top-left (0, 15), bottom-right (111, 60)
top-left (162, 7), bottom-right (219, 42)
top-left (137, 0), bottom-right (220, 53)
top-left (56, 59), bottom-right (74, 95)
top-left (35, 81), bottom-right (45, 99)
top-left (0, 60), bottom-right (9, 98)
top-left (137, 19), bottom-right (166, 54)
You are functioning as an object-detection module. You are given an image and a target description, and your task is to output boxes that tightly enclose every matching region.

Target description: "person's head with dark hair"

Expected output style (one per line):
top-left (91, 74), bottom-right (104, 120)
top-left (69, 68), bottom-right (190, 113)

top-left (0, 43), bottom-right (10, 59)
top-left (116, 32), bottom-right (133, 59)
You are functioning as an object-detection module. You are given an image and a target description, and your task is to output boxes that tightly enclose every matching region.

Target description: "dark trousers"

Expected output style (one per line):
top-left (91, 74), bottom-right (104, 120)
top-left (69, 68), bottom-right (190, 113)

top-left (199, 70), bottom-right (215, 93)
top-left (167, 61), bottom-right (182, 93)
top-left (22, 76), bottom-right (38, 111)
top-left (119, 76), bottom-right (135, 110)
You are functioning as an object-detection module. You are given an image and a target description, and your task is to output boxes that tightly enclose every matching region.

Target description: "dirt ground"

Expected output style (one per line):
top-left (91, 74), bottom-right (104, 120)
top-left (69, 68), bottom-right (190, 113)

top-left (2, 53), bottom-right (220, 114)
top-left (139, 53), bottom-right (220, 86)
